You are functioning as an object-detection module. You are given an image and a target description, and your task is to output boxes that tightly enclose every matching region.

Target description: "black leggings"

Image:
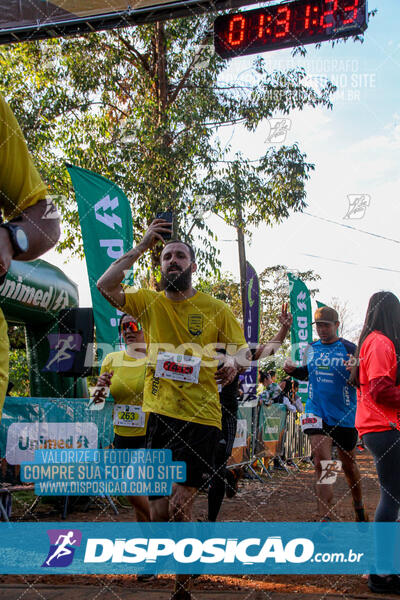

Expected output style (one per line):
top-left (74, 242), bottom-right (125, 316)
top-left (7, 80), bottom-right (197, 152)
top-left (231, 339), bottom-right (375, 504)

top-left (363, 429), bottom-right (400, 522)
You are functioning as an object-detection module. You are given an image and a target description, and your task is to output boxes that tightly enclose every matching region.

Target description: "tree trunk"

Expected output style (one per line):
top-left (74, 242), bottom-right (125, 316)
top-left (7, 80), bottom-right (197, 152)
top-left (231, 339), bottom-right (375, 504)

top-left (235, 173), bottom-right (247, 320)
top-left (154, 21), bottom-right (168, 128)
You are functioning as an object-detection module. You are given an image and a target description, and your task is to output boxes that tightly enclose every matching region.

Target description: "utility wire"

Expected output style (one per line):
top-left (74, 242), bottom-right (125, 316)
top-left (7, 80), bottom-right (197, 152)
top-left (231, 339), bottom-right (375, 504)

top-left (304, 212), bottom-right (400, 245)
top-left (302, 253), bottom-right (400, 274)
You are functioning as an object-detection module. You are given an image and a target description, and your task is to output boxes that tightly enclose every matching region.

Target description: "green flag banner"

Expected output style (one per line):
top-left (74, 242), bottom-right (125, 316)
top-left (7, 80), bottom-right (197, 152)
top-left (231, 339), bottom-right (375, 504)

top-left (67, 165), bottom-right (133, 360)
top-left (288, 273), bottom-right (312, 404)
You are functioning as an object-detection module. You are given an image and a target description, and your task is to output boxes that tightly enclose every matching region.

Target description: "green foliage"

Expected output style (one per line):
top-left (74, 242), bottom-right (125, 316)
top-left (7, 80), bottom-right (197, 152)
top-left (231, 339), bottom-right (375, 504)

top-left (7, 325), bottom-right (30, 395)
top-left (8, 349), bottom-right (30, 396)
top-left (7, 325), bottom-right (25, 349)
top-left (0, 19), bottom-right (335, 275)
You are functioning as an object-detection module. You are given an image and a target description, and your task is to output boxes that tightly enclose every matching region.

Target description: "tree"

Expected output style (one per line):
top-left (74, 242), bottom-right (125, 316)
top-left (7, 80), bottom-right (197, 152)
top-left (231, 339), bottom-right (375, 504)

top-left (7, 325), bottom-right (25, 350)
top-left (8, 350), bottom-right (30, 397)
top-left (7, 325), bottom-right (30, 396)
top-left (0, 19), bottom-right (335, 276)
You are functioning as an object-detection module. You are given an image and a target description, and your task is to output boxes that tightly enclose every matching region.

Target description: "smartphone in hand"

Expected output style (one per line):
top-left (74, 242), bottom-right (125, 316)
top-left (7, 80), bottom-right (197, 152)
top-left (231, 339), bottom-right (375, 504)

top-left (156, 211), bottom-right (174, 240)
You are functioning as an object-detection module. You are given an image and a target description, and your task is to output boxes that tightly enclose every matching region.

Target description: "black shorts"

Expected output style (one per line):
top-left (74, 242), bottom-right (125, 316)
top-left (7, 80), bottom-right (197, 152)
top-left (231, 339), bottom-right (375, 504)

top-left (304, 421), bottom-right (358, 452)
top-left (146, 413), bottom-right (219, 497)
top-left (113, 433), bottom-right (146, 449)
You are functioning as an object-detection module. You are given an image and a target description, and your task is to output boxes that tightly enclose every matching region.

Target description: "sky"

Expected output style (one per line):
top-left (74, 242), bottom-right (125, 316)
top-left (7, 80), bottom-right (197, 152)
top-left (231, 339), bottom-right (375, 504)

top-left (42, 0), bottom-right (400, 336)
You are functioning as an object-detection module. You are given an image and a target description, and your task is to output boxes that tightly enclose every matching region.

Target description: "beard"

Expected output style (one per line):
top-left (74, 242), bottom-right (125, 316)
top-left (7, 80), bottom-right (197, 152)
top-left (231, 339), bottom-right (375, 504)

top-left (161, 265), bottom-right (192, 291)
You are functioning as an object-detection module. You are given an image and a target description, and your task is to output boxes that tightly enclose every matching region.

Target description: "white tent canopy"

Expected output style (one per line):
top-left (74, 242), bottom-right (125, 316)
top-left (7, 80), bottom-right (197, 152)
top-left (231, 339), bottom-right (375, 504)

top-left (0, 0), bottom-right (251, 44)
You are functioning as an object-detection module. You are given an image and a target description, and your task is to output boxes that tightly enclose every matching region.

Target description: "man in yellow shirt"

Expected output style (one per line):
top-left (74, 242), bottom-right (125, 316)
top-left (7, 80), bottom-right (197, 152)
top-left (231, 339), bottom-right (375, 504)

top-left (0, 94), bottom-right (60, 419)
top-left (98, 219), bottom-right (248, 599)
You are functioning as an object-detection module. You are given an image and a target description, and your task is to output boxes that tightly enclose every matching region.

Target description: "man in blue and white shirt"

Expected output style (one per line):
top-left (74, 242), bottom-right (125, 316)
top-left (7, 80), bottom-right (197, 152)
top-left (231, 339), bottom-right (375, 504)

top-left (284, 306), bottom-right (367, 522)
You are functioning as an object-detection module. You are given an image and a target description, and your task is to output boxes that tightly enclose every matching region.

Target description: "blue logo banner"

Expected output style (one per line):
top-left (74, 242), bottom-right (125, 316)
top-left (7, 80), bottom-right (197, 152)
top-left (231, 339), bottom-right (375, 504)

top-left (20, 449), bottom-right (186, 496)
top-left (0, 522), bottom-right (399, 575)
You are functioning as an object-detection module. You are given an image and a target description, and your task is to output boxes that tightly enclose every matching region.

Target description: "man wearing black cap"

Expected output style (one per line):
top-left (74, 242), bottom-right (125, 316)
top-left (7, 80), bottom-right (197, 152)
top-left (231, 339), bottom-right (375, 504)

top-left (284, 306), bottom-right (367, 522)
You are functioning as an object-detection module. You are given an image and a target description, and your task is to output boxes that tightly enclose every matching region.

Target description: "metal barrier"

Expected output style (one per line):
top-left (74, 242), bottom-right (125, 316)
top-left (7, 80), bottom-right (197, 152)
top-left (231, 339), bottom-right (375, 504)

top-left (283, 411), bottom-right (312, 465)
top-left (228, 399), bottom-right (265, 480)
top-left (229, 403), bottom-right (312, 478)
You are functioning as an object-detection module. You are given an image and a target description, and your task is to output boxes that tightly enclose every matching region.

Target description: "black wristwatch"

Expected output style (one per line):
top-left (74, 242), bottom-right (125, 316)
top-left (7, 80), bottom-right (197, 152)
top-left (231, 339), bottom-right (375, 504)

top-left (0, 222), bottom-right (29, 257)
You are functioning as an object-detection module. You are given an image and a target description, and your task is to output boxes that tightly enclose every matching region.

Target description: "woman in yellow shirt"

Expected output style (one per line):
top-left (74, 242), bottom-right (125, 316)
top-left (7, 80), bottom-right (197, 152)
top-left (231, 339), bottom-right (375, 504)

top-left (97, 313), bottom-right (149, 521)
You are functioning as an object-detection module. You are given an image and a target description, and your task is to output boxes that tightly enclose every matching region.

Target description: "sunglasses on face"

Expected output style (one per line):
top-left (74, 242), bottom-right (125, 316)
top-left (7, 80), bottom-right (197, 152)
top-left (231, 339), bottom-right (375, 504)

top-left (121, 320), bottom-right (142, 333)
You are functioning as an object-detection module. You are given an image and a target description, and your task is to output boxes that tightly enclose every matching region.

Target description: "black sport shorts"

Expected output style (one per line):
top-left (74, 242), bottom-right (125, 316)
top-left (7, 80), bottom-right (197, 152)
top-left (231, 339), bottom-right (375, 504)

top-left (304, 421), bottom-right (358, 452)
top-left (146, 412), bottom-right (219, 498)
top-left (113, 433), bottom-right (146, 449)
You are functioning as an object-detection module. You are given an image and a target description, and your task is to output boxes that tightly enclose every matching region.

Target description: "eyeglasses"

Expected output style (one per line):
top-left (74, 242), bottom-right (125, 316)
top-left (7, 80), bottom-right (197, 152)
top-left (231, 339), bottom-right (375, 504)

top-left (121, 320), bottom-right (142, 333)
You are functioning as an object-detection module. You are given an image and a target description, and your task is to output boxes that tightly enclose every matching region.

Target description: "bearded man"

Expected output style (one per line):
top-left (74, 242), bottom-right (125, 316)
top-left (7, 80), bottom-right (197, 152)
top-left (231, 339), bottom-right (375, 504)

top-left (97, 218), bottom-right (248, 600)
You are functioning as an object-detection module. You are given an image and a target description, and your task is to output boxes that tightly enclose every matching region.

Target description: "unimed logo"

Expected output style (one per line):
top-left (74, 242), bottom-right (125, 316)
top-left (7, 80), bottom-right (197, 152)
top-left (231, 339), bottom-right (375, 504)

top-left (42, 529), bottom-right (82, 568)
top-left (83, 537), bottom-right (315, 565)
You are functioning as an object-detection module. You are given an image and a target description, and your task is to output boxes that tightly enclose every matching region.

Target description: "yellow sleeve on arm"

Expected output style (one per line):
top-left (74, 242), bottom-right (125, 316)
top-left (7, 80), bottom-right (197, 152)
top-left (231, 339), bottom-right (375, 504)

top-left (0, 95), bottom-right (48, 220)
top-left (100, 354), bottom-right (113, 375)
top-left (121, 287), bottom-right (154, 325)
top-left (217, 304), bottom-right (247, 352)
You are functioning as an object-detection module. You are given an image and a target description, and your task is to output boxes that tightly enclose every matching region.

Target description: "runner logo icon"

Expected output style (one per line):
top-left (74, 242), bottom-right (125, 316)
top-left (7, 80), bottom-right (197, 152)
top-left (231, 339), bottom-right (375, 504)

top-left (317, 460), bottom-right (342, 485)
top-left (42, 529), bottom-right (82, 567)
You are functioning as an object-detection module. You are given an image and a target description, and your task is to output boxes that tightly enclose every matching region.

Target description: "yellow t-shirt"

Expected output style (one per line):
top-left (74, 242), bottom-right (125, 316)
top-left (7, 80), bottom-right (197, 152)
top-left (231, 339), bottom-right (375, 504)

top-left (0, 94), bottom-right (48, 220)
top-left (0, 94), bottom-right (47, 418)
top-left (122, 288), bottom-right (247, 429)
top-left (100, 351), bottom-right (148, 437)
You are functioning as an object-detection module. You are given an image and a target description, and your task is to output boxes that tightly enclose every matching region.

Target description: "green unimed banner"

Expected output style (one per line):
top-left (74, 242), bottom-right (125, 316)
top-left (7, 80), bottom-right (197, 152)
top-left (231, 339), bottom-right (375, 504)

top-left (287, 273), bottom-right (312, 404)
top-left (67, 165), bottom-right (133, 359)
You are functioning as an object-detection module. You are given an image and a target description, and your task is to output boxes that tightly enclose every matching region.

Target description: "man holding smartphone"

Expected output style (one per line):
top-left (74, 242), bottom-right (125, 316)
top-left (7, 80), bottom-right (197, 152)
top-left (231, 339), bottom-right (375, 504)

top-left (97, 218), bottom-right (249, 600)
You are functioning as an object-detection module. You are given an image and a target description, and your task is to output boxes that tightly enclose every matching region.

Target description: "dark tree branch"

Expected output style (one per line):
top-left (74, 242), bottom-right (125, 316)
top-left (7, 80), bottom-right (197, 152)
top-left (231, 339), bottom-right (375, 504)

top-left (115, 34), bottom-right (151, 74)
top-left (168, 33), bottom-right (211, 106)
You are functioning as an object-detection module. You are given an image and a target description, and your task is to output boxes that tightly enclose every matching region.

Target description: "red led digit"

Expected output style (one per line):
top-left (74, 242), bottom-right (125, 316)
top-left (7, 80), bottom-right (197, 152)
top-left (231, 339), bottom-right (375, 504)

top-left (311, 5), bottom-right (319, 27)
top-left (342, 0), bottom-right (359, 25)
top-left (257, 13), bottom-right (265, 38)
top-left (275, 6), bottom-right (291, 39)
top-left (228, 15), bottom-right (246, 46)
top-left (305, 4), bottom-right (311, 28)
top-left (304, 4), bottom-right (319, 28)
top-left (320, 0), bottom-right (338, 28)
top-left (266, 14), bottom-right (273, 35)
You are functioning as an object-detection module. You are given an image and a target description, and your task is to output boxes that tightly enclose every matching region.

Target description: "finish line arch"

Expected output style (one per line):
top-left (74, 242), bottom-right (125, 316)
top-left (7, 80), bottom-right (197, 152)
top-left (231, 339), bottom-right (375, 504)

top-left (0, 259), bottom-right (87, 398)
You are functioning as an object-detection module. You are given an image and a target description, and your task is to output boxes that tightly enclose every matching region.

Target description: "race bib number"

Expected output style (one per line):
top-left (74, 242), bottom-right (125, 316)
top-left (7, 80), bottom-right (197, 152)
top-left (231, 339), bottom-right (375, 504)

top-left (155, 352), bottom-right (201, 383)
top-left (301, 413), bottom-right (323, 432)
top-left (113, 404), bottom-right (146, 428)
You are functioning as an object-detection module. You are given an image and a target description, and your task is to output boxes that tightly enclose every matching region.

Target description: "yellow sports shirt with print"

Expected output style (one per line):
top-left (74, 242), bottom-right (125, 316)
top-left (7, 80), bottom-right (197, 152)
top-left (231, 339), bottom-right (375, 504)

top-left (122, 288), bottom-right (247, 429)
top-left (0, 94), bottom-right (48, 419)
top-left (100, 351), bottom-right (148, 437)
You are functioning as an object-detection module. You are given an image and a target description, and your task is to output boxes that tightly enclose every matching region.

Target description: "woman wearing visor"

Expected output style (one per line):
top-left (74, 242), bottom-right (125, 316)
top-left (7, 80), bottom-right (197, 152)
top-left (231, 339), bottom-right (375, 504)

top-left (96, 313), bottom-right (150, 522)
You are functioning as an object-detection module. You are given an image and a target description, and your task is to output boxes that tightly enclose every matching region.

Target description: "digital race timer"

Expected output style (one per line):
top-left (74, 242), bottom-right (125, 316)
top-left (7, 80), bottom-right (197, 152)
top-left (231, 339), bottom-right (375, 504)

top-left (214, 0), bottom-right (367, 58)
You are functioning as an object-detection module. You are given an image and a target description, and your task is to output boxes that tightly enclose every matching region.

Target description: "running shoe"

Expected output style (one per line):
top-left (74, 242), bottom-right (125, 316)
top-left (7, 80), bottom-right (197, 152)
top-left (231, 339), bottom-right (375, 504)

top-left (368, 574), bottom-right (400, 594)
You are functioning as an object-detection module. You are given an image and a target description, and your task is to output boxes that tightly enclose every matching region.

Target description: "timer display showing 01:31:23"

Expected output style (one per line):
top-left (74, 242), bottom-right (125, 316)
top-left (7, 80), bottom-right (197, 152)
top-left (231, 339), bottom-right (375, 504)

top-left (214, 0), bottom-right (367, 58)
